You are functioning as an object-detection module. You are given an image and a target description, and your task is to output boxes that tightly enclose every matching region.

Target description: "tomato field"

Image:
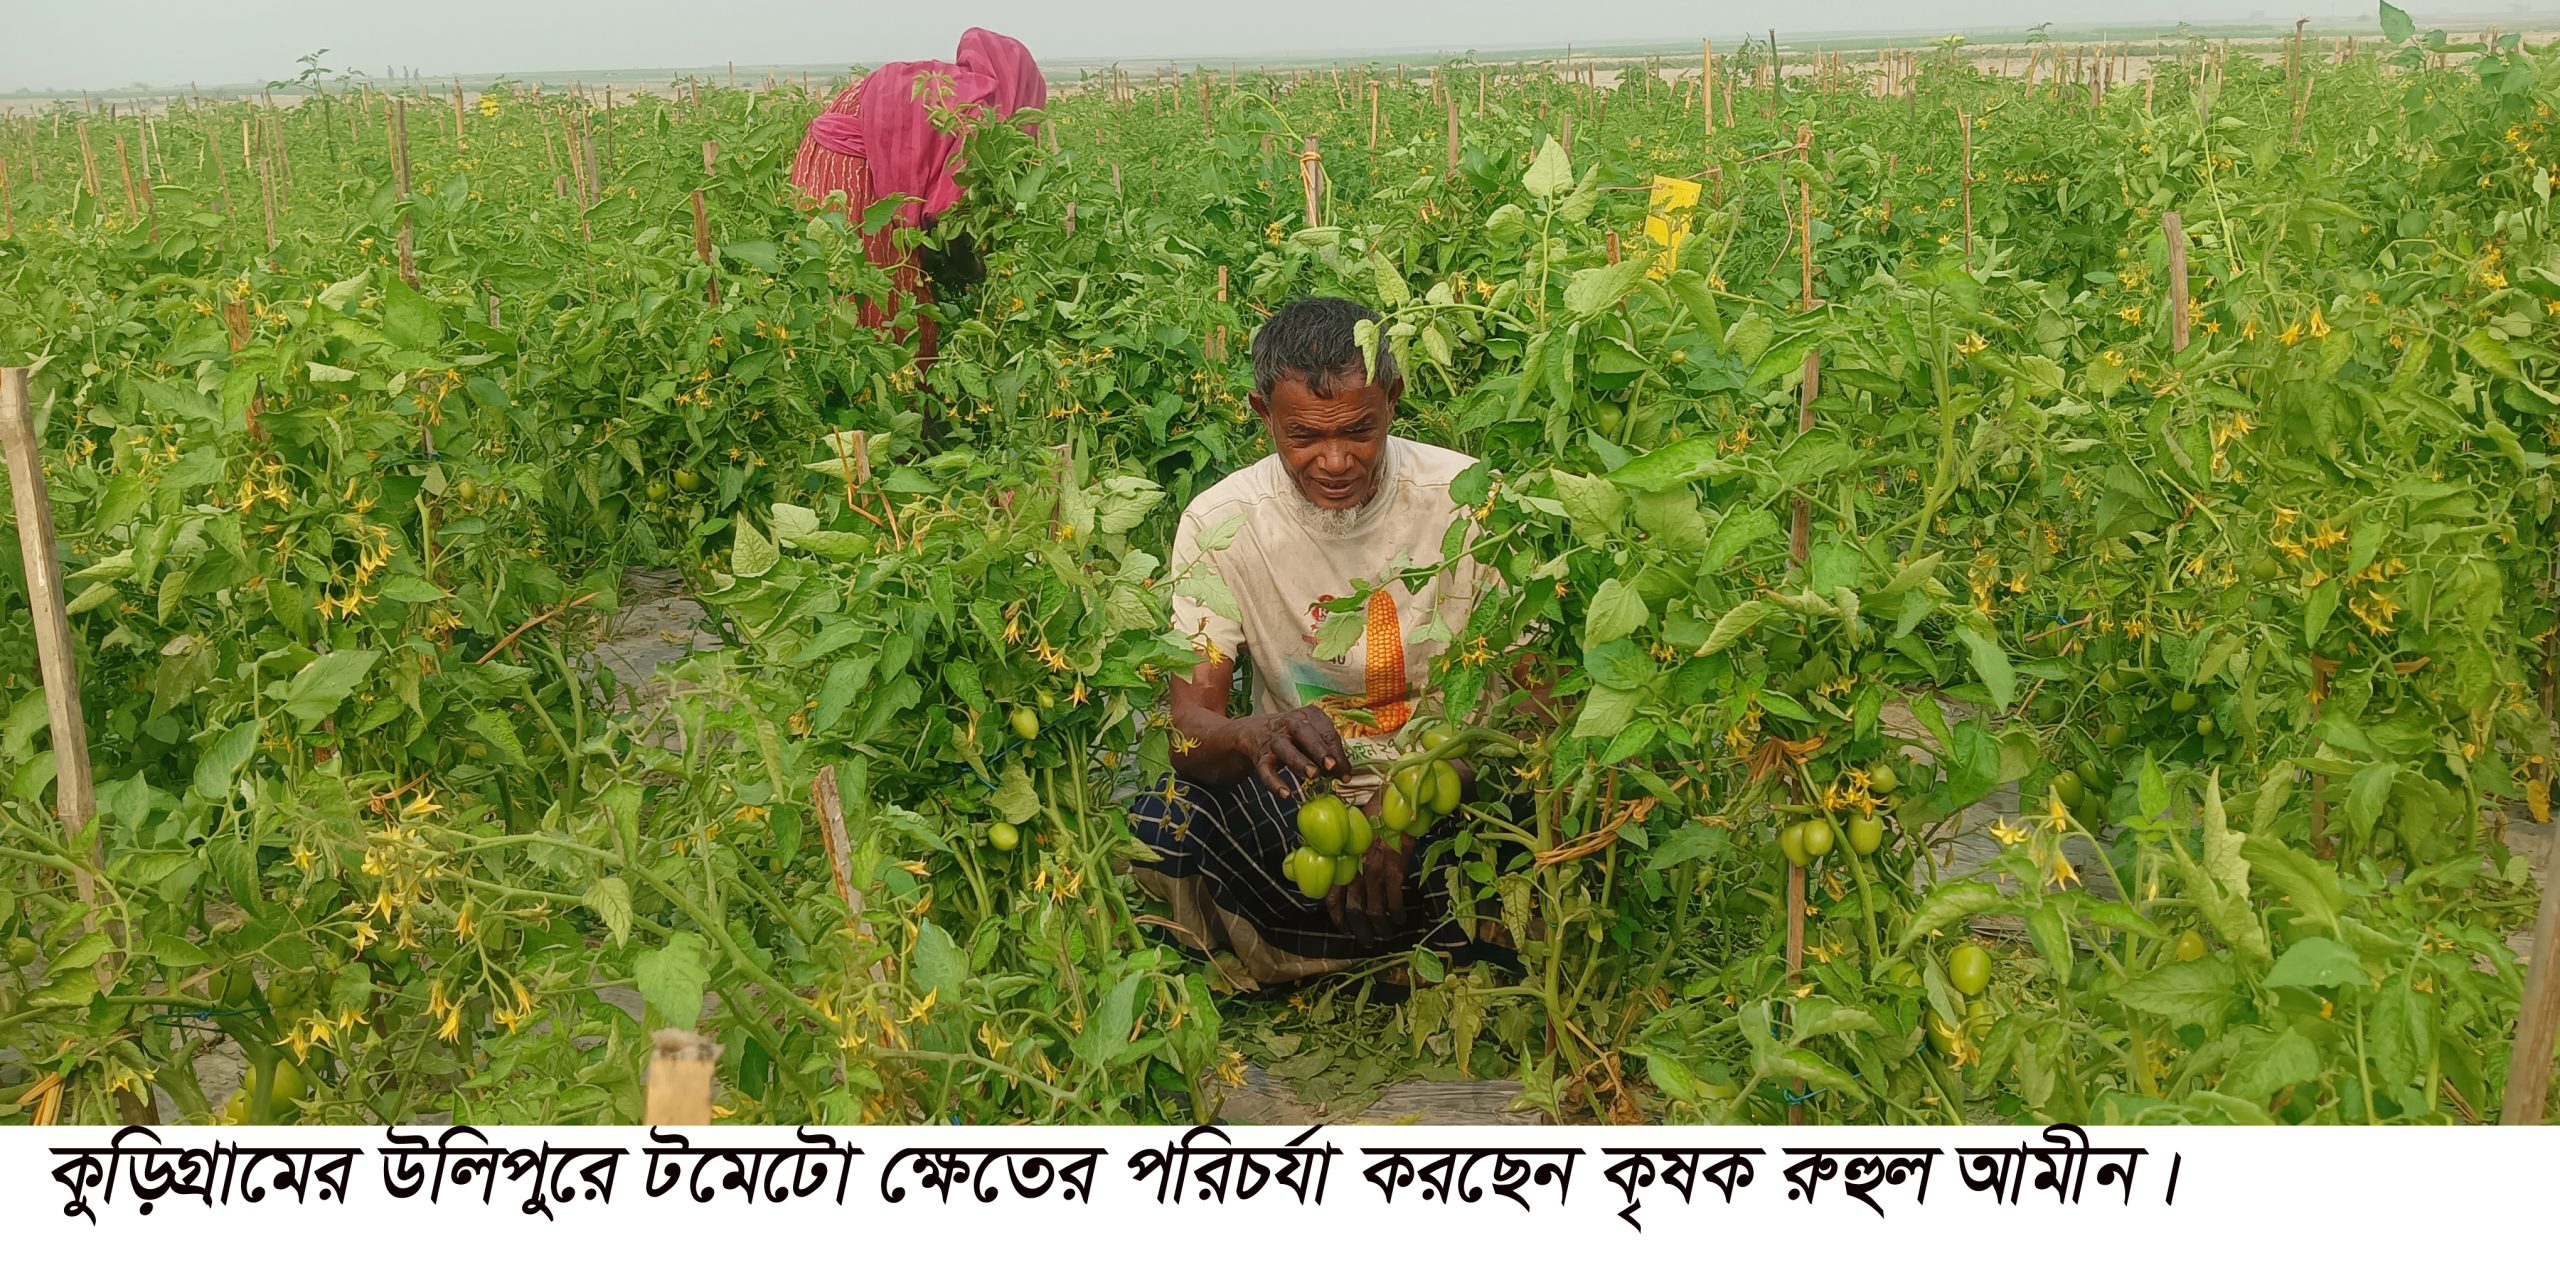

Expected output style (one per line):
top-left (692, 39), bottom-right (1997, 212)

top-left (3, 8), bottom-right (2558, 1127)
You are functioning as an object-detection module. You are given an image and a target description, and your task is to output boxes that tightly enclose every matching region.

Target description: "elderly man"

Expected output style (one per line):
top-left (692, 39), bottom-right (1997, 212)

top-left (1130, 296), bottom-right (1486, 983)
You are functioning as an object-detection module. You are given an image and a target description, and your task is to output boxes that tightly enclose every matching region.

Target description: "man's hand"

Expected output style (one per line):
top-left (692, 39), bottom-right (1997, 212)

top-left (1328, 832), bottom-right (1411, 945)
top-left (1232, 705), bottom-right (1349, 799)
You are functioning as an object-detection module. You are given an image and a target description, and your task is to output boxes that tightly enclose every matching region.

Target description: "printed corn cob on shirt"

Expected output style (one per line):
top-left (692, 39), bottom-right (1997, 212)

top-left (1167, 436), bottom-right (1483, 785)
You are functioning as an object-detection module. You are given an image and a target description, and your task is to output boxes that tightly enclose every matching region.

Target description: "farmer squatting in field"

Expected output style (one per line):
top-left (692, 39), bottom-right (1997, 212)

top-left (1133, 297), bottom-right (1535, 985)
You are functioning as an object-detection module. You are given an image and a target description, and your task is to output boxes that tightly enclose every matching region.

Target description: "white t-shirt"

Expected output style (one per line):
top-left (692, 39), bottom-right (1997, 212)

top-left (1167, 435), bottom-right (1483, 769)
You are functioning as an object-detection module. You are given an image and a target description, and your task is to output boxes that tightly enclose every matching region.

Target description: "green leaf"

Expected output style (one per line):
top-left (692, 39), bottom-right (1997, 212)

top-left (1564, 258), bottom-right (1652, 319)
top-left (1572, 683), bottom-right (1646, 740)
top-left (382, 275), bottom-right (444, 350)
top-left (992, 761), bottom-right (1042, 824)
top-left (1582, 577), bottom-right (1648, 647)
top-left (2265, 936), bottom-right (2364, 989)
top-left (912, 920), bottom-right (970, 1004)
top-left (1522, 138), bottom-right (1573, 200)
top-left (2239, 837), bottom-right (2343, 934)
top-left (731, 514), bottom-right (779, 578)
top-left (147, 934), bottom-right (212, 967)
top-left (2221, 1027), bottom-right (2322, 1101)
top-left (1582, 639), bottom-right (1656, 691)
top-left (1371, 254), bottom-right (1411, 308)
top-left (1311, 604), bottom-right (1367, 662)
top-left (2025, 902), bottom-right (2072, 987)
top-left (1074, 970), bottom-right (1147, 1064)
top-left (191, 721), bottom-right (259, 801)
top-left (1550, 469), bottom-right (1625, 545)
top-left (281, 650), bottom-right (379, 728)
top-left (1953, 624), bottom-right (2016, 710)
top-left (1788, 995), bottom-right (1882, 1040)
top-left (29, 967), bottom-right (100, 1009)
top-left (583, 876), bottom-right (633, 946)
top-left (1897, 880), bottom-right (2005, 949)
top-left (376, 575), bottom-right (448, 603)
top-left (465, 707), bottom-right (531, 770)
top-left (2193, 774), bottom-right (2273, 964)
top-left (632, 932), bottom-right (711, 1027)
top-left (1698, 600), bottom-right (1769, 656)
top-left (1754, 1046), bottom-right (1865, 1100)
top-left (2113, 955), bottom-right (2241, 1034)
top-left (1608, 437), bottom-right (1735, 492)
top-left (1701, 506), bottom-right (1780, 568)
top-left (2344, 762), bottom-right (2397, 846)
top-left (2380, 0), bottom-right (2414, 43)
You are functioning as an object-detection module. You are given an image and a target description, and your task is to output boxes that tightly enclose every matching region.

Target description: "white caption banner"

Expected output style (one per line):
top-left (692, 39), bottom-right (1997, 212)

top-left (3, 1122), bottom-right (2548, 1275)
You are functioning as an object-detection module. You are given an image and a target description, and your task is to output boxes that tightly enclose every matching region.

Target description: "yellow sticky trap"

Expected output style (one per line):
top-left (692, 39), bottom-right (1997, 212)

top-left (1644, 174), bottom-right (1703, 278)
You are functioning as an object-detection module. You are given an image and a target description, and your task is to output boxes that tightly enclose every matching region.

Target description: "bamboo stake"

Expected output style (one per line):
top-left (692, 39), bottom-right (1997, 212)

top-left (113, 134), bottom-right (138, 224)
top-left (644, 1029), bottom-right (718, 1125)
top-left (0, 157), bottom-right (11, 238)
top-left (1959, 109), bottom-right (1974, 264)
top-left (0, 367), bottom-right (100, 882)
top-left (810, 765), bottom-right (886, 981)
top-left (1211, 264), bottom-right (1229, 363)
top-left (1369, 83), bottom-right (1379, 152)
top-left (258, 160), bottom-right (277, 256)
top-left (75, 120), bottom-right (102, 204)
top-left (2164, 211), bottom-right (2191, 352)
top-left (451, 79), bottom-right (465, 150)
top-left (1299, 135), bottom-right (1322, 228)
top-left (392, 101), bottom-right (415, 285)
top-left (1446, 89), bottom-right (1459, 175)
top-left (694, 189), bottom-right (720, 305)
top-left (1703, 40), bottom-right (1715, 138)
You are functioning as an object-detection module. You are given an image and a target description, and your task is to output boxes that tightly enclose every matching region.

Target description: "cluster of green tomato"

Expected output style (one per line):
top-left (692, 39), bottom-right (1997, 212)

top-left (1283, 731), bottom-right (1466, 898)
top-left (1777, 761), bottom-right (1899, 867)
top-left (1284, 793), bottom-right (1375, 897)
top-left (2047, 758), bottom-right (2108, 824)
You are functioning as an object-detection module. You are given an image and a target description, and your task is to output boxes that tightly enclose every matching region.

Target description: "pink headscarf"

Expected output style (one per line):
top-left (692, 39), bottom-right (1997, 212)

top-left (794, 28), bottom-right (1045, 226)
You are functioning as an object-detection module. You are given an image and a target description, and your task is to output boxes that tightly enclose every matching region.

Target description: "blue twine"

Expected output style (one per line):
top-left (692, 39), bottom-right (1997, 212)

top-left (1782, 1085), bottom-right (1829, 1105)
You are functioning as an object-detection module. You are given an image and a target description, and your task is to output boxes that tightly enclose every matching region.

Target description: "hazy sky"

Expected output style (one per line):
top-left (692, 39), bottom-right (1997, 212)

top-left (0, 1), bottom-right (2416, 94)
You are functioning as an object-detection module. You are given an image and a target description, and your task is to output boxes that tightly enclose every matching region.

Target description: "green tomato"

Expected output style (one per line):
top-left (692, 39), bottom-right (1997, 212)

top-left (2173, 930), bottom-right (2209, 963)
top-left (2196, 715), bottom-right (2216, 736)
top-left (2102, 723), bottom-right (2129, 748)
top-left (1332, 853), bottom-right (1363, 886)
top-left (1865, 761), bottom-right (1900, 795)
top-left (1419, 726), bottom-right (1455, 753)
top-left (988, 821), bottom-right (1021, 853)
top-left (2076, 761), bottom-right (2105, 789)
top-left (1949, 942), bottom-right (1992, 997)
top-left (1800, 819), bottom-right (1835, 860)
top-left (1426, 760), bottom-right (1462, 816)
top-left (1297, 795), bottom-right (1351, 857)
top-left (2169, 689), bottom-right (2199, 713)
top-left (645, 478), bottom-right (671, 501)
top-left (1844, 813), bottom-right (1885, 856)
top-left (1778, 822), bottom-right (1811, 867)
top-left (2051, 771), bottom-right (2085, 808)
top-left (1010, 707), bottom-right (1041, 740)
top-left (1381, 783), bottom-right (1416, 833)
top-left (1964, 997), bottom-right (1997, 1042)
top-left (1926, 1008), bottom-right (1964, 1056)
top-left (8, 937), bottom-right (39, 967)
top-left (1036, 688), bottom-right (1057, 710)
top-left (673, 466), bottom-right (705, 493)
top-left (2251, 554), bottom-right (2285, 581)
top-left (1342, 805), bottom-right (1374, 856)
top-left (2096, 668), bottom-right (2121, 693)
top-left (1289, 847), bottom-right (1334, 897)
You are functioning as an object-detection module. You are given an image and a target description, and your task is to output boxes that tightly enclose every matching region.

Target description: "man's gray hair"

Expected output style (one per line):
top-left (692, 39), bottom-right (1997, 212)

top-left (1249, 295), bottom-right (1399, 398)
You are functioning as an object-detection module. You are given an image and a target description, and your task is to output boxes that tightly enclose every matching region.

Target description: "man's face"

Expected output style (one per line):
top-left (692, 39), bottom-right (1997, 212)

top-left (1250, 371), bottom-right (1402, 511)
